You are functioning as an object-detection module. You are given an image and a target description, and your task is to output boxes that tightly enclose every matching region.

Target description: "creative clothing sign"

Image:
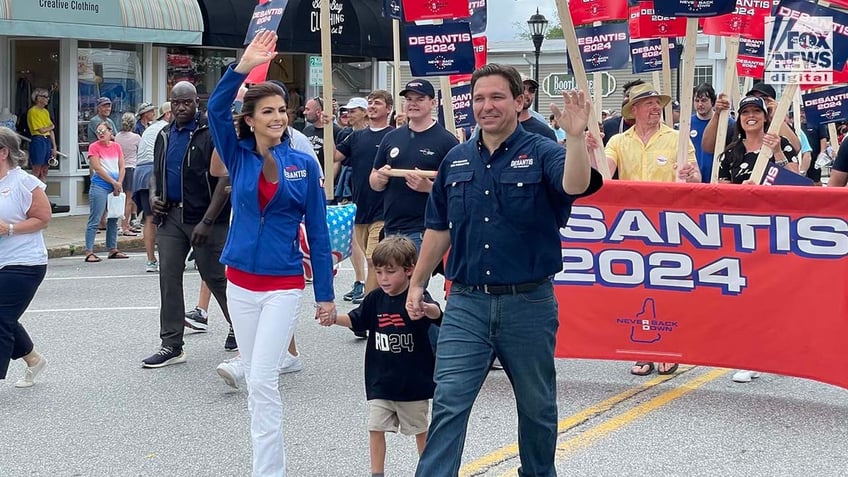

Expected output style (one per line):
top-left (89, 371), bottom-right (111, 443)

top-left (244, 0), bottom-right (288, 45)
top-left (402, 0), bottom-right (469, 22)
top-left (653, 0), bottom-right (737, 17)
top-left (449, 35), bottom-right (487, 85)
top-left (630, 39), bottom-right (681, 73)
top-left (406, 21), bottom-right (475, 76)
top-left (382, 0), bottom-right (402, 19)
top-left (635, 1), bottom-right (687, 38)
top-left (569, 0), bottom-right (628, 26)
top-left (802, 86), bottom-right (848, 125)
top-left (702, 0), bottom-right (775, 40)
top-left (568, 22), bottom-right (631, 74)
top-left (438, 84), bottom-right (475, 129)
top-left (469, 0), bottom-right (487, 34)
top-left (554, 181), bottom-right (848, 390)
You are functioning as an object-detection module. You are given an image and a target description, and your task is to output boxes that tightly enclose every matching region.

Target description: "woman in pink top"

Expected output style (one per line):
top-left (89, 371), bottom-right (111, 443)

top-left (115, 113), bottom-right (141, 236)
top-left (84, 121), bottom-right (128, 262)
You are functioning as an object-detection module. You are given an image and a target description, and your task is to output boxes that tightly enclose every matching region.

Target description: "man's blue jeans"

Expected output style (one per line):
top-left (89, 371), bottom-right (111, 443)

top-left (415, 281), bottom-right (559, 477)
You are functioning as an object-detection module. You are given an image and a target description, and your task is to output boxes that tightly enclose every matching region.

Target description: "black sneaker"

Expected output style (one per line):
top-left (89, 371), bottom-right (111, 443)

top-left (225, 328), bottom-right (238, 351)
top-left (353, 330), bottom-right (368, 340)
top-left (184, 307), bottom-right (209, 331)
top-left (142, 346), bottom-right (186, 368)
top-left (343, 281), bottom-right (364, 301)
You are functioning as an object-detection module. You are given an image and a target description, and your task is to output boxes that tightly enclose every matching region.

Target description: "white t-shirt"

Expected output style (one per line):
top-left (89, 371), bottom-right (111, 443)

top-left (137, 119), bottom-right (169, 166)
top-left (0, 167), bottom-right (48, 267)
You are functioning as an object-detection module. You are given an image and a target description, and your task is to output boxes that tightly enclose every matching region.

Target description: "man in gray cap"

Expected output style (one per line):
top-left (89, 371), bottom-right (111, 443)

top-left (86, 97), bottom-right (116, 143)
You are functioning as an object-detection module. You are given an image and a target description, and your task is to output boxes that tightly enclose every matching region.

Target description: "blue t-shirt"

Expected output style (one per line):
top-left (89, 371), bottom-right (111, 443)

top-left (691, 113), bottom-right (734, 183)
top-left (336, 126), bottom-right (393, 224)
top-left (373, 122), bottom-right (458, 234)
top-left (165, 118), bottom-right (198, 202)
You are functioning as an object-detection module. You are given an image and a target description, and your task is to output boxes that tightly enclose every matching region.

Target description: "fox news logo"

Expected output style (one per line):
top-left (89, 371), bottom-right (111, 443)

top-left (765, 14), bottom-right (833, 86)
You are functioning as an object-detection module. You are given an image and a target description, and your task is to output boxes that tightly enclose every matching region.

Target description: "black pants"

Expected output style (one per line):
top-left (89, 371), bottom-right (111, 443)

top-left (156, 207), bottom-right (230, 349)
top-left (0, 265), bottom-right (47, 379)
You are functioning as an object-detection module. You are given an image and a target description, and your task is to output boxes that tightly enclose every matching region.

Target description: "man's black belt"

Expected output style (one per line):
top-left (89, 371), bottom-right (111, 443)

top-left (462, 278), bottom-right (549, 295)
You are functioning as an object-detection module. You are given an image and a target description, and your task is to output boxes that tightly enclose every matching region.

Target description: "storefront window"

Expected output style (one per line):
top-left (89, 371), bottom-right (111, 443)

top-left (77, 41), bottom-right (143, 167)
top-left (167, 48), bottom-right (237, 105)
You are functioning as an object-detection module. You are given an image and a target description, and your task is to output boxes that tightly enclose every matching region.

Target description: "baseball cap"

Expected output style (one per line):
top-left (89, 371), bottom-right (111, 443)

top-left (738, 96), bottom-right (768, 115)
top-left (745, 82), bottom-right (777, 100)
top-left (156, 101), bottom-right (172, 120)
top-left (520, 73), bottom-right (539, 89)
top-left (340, 97), bottom-right (368, 111)
top-left (96, 96), bottom-right (112, 106)
top-left (400, 79), bottom-right (435, 98)
top-left (136, 102), bottom-right (155, 117)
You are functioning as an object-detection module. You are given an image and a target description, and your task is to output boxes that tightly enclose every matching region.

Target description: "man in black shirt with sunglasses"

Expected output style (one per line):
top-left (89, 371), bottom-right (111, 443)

top-left (302, 96), bottom-right (342, 176)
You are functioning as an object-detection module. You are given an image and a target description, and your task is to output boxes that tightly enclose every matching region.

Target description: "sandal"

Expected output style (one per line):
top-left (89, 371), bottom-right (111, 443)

top-left (630, 362), bottom-right (655, 376)
top-left (84, 253), bottom-right (102, 263)
top-left (108, 251), bottom-right (129, 259)
top-left (658, 363), bottom-right (680, 375)
top-left (120, 230), bottom-right (138, 237)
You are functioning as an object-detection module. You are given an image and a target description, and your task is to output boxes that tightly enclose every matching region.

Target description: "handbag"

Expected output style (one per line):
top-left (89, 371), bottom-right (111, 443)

top-left (106, 192), bottom-right (126, 219)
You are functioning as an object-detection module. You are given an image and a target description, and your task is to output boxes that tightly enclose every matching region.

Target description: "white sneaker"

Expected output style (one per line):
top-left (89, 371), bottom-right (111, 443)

top-left (15, 354), bottom-right (47, 388)
top-left (732, 370), bottom-right (761, 383)
top-left (146, 260), bottom-right (159, 273)
top-left (216, 357), bottom-right (244, 389)
top-left (279, 353), bottom-right (303, 375)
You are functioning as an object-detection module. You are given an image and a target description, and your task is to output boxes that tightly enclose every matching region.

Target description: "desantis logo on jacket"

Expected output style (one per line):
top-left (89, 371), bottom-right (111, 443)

top-left (284, 164), bottom-right (307, 181)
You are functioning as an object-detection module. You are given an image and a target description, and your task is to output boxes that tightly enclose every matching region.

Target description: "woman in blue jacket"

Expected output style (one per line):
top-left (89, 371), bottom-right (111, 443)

top-left (207, 31), bottom-right (336, 477)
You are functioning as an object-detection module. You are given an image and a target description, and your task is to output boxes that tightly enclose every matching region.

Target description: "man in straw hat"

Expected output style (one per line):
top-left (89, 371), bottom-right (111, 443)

top-left (589, 81), bottom-right (699, 377)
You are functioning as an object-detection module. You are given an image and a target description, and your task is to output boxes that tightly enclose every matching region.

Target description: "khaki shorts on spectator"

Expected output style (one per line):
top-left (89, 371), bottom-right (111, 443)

top-left (355, 222), bottom-right (384, 259)
top-left (368, 399), bottom-right (429, 435)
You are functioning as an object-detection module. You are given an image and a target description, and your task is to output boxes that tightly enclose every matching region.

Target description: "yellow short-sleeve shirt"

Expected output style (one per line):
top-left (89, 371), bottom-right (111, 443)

top-left (27, 107), bottom-right (53, 137)
top-left (605, 123), bottom-right (696, 182)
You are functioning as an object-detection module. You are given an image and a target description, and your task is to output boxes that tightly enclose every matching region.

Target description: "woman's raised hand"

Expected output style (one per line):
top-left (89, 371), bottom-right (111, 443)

top-left (236, 30), bottom-right (279, 74)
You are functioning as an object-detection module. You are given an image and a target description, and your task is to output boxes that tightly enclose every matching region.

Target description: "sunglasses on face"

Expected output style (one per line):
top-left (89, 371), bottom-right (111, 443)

top-left (96, 129), bottom-right (110, 135)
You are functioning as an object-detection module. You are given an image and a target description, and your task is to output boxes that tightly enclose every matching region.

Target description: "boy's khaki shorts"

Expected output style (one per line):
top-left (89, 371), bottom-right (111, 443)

top-left (367, 399), bottom-right (430, 435)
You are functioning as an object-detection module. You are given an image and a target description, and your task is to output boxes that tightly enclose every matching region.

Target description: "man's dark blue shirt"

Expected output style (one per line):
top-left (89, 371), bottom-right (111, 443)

top-left (165, 118), bottom-right (197, 202)
top-left (336, 126), bottom-right (393, 224)
top-left (426, 124), bottom-right (602, 285)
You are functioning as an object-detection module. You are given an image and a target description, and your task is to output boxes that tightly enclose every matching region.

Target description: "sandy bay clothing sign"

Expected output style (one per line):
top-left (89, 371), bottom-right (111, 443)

top-left (405, 22), bottom-right (475, 76)
top-left (554, 181), bottom-right (848, 390)
top-left (1, 0), bottom-right (203, 44)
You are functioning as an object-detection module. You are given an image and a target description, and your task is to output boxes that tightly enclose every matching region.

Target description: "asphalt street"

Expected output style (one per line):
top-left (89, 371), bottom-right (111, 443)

top-left (3, 254), bottom-right (847, 477)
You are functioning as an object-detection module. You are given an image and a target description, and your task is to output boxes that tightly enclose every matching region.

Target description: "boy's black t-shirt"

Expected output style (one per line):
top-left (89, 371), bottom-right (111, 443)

top-left (348, 287), bottom-right (441, 402)
top-left (373, 123), bottom-right (458, 233)
top-left (336, 126), bottom-right (393, 224)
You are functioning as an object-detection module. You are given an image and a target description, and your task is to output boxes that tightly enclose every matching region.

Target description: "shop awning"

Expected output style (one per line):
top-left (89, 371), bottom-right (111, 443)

top-left (0, 0), bottom-right (202, 45)
top-left (198, 0), bottom-right (397, 59)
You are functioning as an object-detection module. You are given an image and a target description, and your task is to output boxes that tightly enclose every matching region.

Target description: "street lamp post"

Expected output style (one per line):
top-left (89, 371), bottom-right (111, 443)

top-left (527, 8), bottom-right (548, 110)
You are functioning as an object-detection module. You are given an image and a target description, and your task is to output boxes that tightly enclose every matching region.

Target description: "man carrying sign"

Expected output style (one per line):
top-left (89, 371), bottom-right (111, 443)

top-left (369, 79), bottom-right (458, 253)
top-left (407, 64), bottom-right (602, 477)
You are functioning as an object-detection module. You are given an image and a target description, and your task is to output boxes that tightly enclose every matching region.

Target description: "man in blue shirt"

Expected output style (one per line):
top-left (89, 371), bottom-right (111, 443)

top-left (143, 81), bottom-right (233, 368)
top-left (407, 64), bottom-right (603, 477)
top-left (690, 83), bottom-right (733, 182)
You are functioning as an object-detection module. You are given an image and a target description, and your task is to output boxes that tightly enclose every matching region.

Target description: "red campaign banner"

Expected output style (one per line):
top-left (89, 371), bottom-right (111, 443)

top-left (826, 0), bottom-right (848, 9)
top-left (800, 66), bottom-right (848, 91)
top-left (629, 5), bottom-right (643, 40)
top-left (402, 0), bottom-right (470, 22)
top-left (636, 1), bottom-right (687, 38)
top-left (449, 35), bottom-right (487, 85)
top-left (569, 0), bottom-right (628, 27)
top-left (701, 0), bottom-right (773, 40)
top-left (736, 54), bottom-right (764, 78)
top-left (553, 181), bottom-right (848, 390)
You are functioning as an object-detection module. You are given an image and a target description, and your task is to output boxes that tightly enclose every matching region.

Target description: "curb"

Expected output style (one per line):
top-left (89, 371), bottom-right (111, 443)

top-left (47, 237), bottom-right (146, 259)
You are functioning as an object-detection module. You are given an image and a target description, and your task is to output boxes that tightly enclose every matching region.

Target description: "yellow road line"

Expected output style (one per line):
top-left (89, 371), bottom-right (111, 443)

top-left (458, 368), bottom-right (691, 477)
top-left (493, 368), bottom-right (730, 477)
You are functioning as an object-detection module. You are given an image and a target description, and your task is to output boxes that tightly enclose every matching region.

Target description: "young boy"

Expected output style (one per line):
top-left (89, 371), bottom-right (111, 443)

top-left (318, 236), bottom-right (442, 477)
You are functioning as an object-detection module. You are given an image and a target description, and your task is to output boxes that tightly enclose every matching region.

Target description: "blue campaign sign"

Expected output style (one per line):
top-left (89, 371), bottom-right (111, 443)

top-left (568, 22), bottom-right (631, 73)
top-left (653, 0), bottom-right (736, 17)
top-left (438, 83), bottom-right (475, 129)
top-left (382, 0), bottom-right (402, 20)
top-left (630, 39), bottom-right (681, 73)
top-left (244, 0), bottom-right (289, 45)
top-left (762, 163), bottom-right (815, 186)
top-left (406, 21), bottom-right (476, 76)
top-left (469, 0), bottom-right (487, 34)
top-left (740, 37), bottom-right (764, 58)
top-left (802, 86), bottom-right (848, 125)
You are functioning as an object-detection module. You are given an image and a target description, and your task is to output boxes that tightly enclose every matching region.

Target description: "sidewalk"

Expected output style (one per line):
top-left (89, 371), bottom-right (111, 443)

top-left (43, 214), bottom-right (145, 259)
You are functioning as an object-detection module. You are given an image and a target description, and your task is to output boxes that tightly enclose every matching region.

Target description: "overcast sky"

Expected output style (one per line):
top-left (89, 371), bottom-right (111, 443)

top-left (488, 0), bottom-right (559, 42)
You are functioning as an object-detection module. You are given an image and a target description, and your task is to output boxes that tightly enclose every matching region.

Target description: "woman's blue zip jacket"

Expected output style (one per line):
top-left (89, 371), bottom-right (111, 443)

top-left (207, 66), bottom-right (334, 302)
